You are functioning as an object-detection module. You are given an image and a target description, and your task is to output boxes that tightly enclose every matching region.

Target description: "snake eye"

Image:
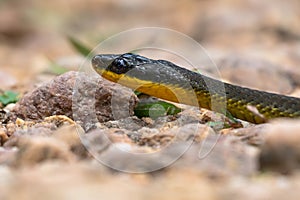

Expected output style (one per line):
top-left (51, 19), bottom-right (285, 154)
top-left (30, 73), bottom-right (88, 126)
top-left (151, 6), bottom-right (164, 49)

top-left (108, 54), bottom-right (135, 74)
top-left (107, 53), bottom-right (152, 74)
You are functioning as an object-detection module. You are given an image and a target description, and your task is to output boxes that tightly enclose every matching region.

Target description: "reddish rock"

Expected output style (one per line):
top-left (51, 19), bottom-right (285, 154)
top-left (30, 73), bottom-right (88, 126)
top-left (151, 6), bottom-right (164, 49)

top-left (12, 71), bottom-right (138, 131)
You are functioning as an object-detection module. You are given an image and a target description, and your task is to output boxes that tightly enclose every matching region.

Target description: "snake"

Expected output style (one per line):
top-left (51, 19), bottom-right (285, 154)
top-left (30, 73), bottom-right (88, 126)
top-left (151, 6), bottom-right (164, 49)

top-left (92, 53), bottom-right (300, 124)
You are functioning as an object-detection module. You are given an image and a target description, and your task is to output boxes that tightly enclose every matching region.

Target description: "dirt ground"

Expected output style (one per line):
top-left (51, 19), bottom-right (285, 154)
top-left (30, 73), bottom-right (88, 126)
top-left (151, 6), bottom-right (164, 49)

top-left (1, 0), bottom-right (300, 199)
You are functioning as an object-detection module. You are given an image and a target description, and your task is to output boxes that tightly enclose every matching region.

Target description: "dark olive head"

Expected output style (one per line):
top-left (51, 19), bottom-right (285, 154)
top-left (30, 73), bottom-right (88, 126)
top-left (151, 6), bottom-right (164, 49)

top-left (107, 53), bottom-right (151, 74)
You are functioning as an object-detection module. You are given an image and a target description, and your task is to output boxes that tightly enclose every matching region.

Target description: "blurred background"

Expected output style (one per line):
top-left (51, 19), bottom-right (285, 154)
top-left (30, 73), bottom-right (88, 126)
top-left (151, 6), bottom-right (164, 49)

top-left (1, 1), bottom-right (300, 199)
top-left (1, 0), bottom-right (300, 93)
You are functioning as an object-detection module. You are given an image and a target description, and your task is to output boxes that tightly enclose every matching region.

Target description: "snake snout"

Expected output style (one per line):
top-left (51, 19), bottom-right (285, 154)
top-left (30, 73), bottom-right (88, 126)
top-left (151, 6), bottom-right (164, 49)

top-left (92, 54), bottom-right (120, 69)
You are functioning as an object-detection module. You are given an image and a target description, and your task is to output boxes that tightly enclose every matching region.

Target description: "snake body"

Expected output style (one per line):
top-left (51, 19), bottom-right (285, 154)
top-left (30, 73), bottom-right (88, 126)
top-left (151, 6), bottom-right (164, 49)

top-left (92, 53), bottom-right (300, 123)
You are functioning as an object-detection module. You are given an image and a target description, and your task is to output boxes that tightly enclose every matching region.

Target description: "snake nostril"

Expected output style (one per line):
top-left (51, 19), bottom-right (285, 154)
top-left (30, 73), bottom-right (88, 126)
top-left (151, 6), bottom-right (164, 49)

top-left (91, 55), bottom-right (100, 66)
